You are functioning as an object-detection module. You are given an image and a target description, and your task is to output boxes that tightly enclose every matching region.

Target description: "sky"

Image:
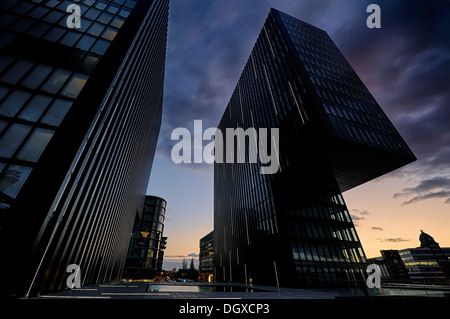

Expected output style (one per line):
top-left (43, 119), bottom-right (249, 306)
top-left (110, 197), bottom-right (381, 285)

top-left (146, 0), bottom-right (450, 270)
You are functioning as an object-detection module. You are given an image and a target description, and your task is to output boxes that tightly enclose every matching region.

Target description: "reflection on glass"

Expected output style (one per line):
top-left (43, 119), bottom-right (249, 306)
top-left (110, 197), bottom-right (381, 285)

top-left (87, 22), bottom-right (105, 37)
top-left (18, 95), bottom-right (52, 122)
top-left (0, 164), bottom-right (32, 200)
top-left (59, 31), bottom-right (82, 47)
top-left (41, 69), bottom-right (71, 94)
top-left (0, 55), bottom-right (14, 74)
top-left (43, 26), bottom-right (66, 42)
top-left (111, 17), bottom-right (125, 29)
top-left (18, 128), bottom-right (54, 162)
top-left (80, 55), bottom-right (100, 73)
top-left (91, 39), bottom-right (110, 55)
top-left (61, 74), bottom-right (88, 98)
top-left (0, 59), bottom-right (34, 85)
top-left (101, 28), bottom-right (117, 41)
top-left (21, 64), bottom-right (53, 89)
top-left (76, 35), bottom-right (96, 51)
top-left (41, 99), bottom-right (72, 126)
top-left (0, 123), bottom-right (31, 158)
top-left (97, 12), bottom-right (113, 24)
top-left (0, 120), bottom-right (6, 133)
top-left (0, 90), bottom-right (31, 117)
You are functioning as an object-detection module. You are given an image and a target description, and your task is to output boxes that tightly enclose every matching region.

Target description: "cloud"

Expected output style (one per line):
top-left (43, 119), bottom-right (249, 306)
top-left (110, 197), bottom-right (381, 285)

top-left (188, 253), bottom-right (199, 258)
top-left (371, 227), bottom-right (384, 231)
top-left (351, 209), bottom-right (370, 216)
top-left (377, 238), bottom-right (410, 243)
top-left (393, 176), bottom-right (450, 205)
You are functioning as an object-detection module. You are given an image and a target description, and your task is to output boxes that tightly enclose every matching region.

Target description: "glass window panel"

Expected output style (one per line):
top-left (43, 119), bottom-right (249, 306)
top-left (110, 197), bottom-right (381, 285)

top-left (18, 128), bottom-right (54, 162)
top-left (101, 27), bottom-right (117, 41)
top-left (0, 90), bottom-right (31, 117)
top-left (0, 123), bottom-right (31, 158)
top-left (0, 164), bottom-right (33, 200)
top-left (0, 13), bottom-right (19, 28)
top-left (28, 6), bottom-right (49, 19)
top-left (97, 12), bottom-right (113, 24)
top-left (110, 17), bottom-right (125, 29)
top-left (43, 10), bottom-right (64, 23)
top-left (107, 4), bottom-right (120, 14)
top-left (84, 7), bottom-right (101, 20)
top-left (43, 27), bottom-right (66, 42)
top-left (11, 18), bottom-right (34, 33)
top-left (75, 35), bottom-right (96, 51)
top-left (80, 55), bottom-right (99, 73)
top-left (41, 99), bottom-right (72, 126)
top-left (59, 31), bottom-right (82, 47)
top-left (61, 73), bottom-right (88, 98)
top-left (118, 9), bottom-right (130, 18)
top-left (124, 0), bottom-right (136, 9)
top-left (91, 39), bottom-right (109, 55)
top-left (27, 22), bottom-right (52, 38)
top-left (0, 60), bottom-right (34, 85)
top-left (21, 64), bottom-right (53, 89)
top-left (95, 1), bottom-right (108, 10)
top-left (0, 55), bottom-right (14, 74)
top-left (18, 95), bottom-right (52, 122)
top-left (87, 22), bottom-right (105, 37)
top-left (76, 18), bottom-right (93, 32)
top-left (0, 121), bottom-right (6, 133)
top-left (41, 69), bottom-right (71, 94)
top-left (83, 0), bottom-right (95, 6)
top-left (12, 1), bottom-right (34, 14)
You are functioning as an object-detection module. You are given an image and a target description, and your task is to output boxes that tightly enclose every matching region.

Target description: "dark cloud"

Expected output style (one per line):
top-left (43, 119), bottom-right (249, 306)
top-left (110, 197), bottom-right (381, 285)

top-left (351, 209), bottom-right (370, 215)
top-left (188, 253), bottom-right (199, 257)
top-left (371, 227), bottom-right (384, 231)
top-left (377, 238), bottom-right (410, 243)
top-left (393, 176), bottom-right (450, 205)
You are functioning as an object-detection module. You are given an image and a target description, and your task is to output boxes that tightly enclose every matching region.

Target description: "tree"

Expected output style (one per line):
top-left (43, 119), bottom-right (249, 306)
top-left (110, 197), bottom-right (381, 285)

top-left (189, 258), bottom-right (195, 270)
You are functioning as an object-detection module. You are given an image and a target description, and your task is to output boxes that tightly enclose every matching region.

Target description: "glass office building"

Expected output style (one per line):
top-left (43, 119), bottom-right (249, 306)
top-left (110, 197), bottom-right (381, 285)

top-left (0, 0), bottom-right (169, 297)
top-left (122, 196), bottom-right (167, 280)
top-left (199, 231), bottom-right (214, 282)
top-left (214, 9), bottom-right (416, 288)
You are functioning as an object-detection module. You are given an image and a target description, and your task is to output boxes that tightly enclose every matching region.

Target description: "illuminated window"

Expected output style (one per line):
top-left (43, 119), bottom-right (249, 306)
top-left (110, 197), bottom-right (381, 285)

top-left (61, 73), bottom-right (88, 98)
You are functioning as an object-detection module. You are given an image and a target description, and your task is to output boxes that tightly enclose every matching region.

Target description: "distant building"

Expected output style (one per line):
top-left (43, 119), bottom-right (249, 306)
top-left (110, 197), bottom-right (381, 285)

top-left (370, 231), bottom-right (450, 285)
top-left (199, 231), bottom-right (214, 282)
top-left (368, 250), bottom-right (410, 283)
top-left (399, 231), bottom-right (450, 285)
top-left (122, 196), bottom-right (167, 280)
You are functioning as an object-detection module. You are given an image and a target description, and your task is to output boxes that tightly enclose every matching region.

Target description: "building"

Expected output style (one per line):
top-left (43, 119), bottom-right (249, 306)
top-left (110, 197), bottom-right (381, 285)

top-left (368, 250), bottom-right (410, 283)
top-left (122, 196), bottom-right (167, 281)
top-left (199, 230), bottom-right (214, 282)
top-left (0, 0), bottom-right (169, 297)
top-left (213, 8), bottom-right (416, 288)
top-left (398, 231), bottom-right (450, 285)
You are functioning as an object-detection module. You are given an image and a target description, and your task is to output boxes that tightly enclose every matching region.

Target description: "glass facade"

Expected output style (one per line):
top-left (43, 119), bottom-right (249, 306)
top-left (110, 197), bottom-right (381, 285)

top-left (122, 196), bottom-right (167, 280)
top-left (214, 9), bottom-right (416, 288)
top-left (199, 231), bottom-right (214, 282)
top-left (0, 0), bottom-right (169, 297)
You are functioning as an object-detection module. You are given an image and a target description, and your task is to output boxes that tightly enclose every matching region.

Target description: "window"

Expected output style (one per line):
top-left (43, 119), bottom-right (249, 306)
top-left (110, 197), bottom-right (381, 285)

top-left (43, 26), bottom-right (66, 42)
top-left (27, 22), bottom-right (52, 38)
top-left (61, 73), bottom-right (88, 98)
top-left (97, 12), bottom-right (113, 24)
top-left (87, 22), bottom-right (105, 37)
top-left (0, 90), bottom-right (31, 117)
top-left (18, 95), bottom-right (52, 122)
top-left (41, 99), bottom-right (72, 126)
top-left (0, 164), bottom-right (33, 200)
top-left (0, 123), bottom-right (31, 158)
top-left (0, 55), bottom-right (14, 74)
top-left (101, 27), bottom-right (117, 41)
top-left (76, 35), bottom-right (96, 51)
top-left (59, 31), bottom-right (82, 47)
top-left (84, 7), bottom-right (101, 20)
top-left (91, 39), bottom-right (109, 55)
top-left (110, 17), bottom-right (125, 29)
top-left (18, 128), bottom-right (54, 162)
top-left (80, 55), bottom-right (99, 73)
top-left (21, 64), bottom-right (53, 89)
top-left (0, 60), bottom-right (34, 85)
top-left (10, 18), bottom-right (34, 33)
top-left (41, 69), bottom-right (71, 94)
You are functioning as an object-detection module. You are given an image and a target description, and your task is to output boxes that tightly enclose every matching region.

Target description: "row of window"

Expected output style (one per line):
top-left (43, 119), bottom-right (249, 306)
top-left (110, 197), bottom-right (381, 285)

top-left (292, 241), bottom-right (365, 263)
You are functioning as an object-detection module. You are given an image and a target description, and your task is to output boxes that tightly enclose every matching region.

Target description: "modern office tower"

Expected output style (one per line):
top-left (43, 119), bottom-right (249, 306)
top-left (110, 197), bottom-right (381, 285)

top-left (199, 230), bottom-right (214, 282)
top-left (0, 0), bottom-right (169, 297)
top-left (122, 196), bottom-right (167, 280)
top-left (214, 8), bottom-right (416, 288)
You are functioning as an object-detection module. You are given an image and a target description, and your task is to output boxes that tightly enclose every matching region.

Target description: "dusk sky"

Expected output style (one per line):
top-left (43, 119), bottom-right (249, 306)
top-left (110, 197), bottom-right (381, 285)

top-left (146, 0), bottom-right (450, 270)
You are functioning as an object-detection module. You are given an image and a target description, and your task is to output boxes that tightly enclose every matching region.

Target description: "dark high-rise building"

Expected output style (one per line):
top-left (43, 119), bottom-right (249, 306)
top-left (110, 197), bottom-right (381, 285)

top-left (214, 9), bottom-right (416, 288)
top-left (0, 0), bottom-right (169, 297)
top-left (122, 196), bottom-right (167, 280)
top-left (199, 230), bottom-right (214, 282)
